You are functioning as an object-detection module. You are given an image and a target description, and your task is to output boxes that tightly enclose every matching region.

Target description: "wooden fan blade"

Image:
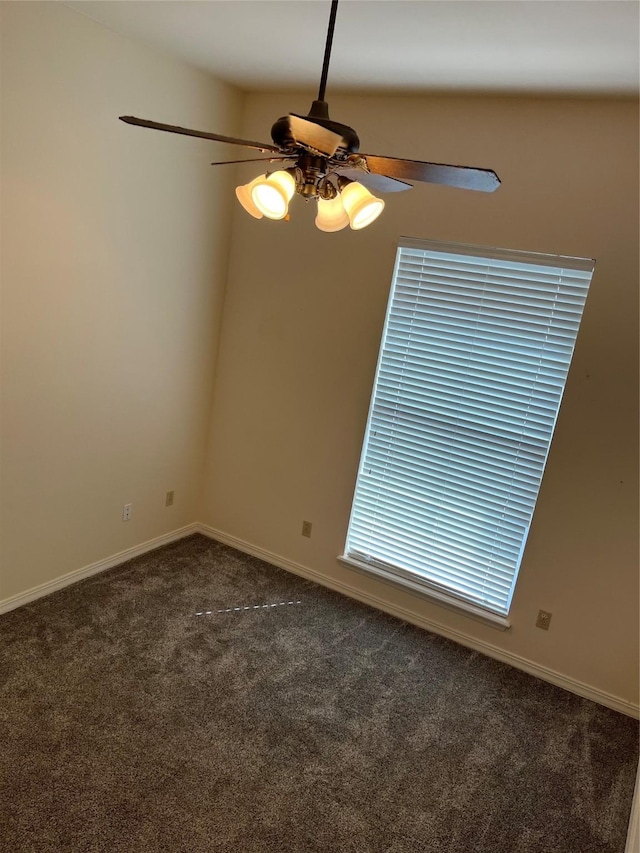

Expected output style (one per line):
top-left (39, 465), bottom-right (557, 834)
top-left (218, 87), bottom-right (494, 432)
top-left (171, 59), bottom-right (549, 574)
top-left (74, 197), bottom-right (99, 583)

top-left (336, 168), bottom-right (413, 193)
top-left (288, 115), bottom-right (342, 157)
top-left (362, 154), bottom-right (500, 192)
top-left (210, 157), bottom-right (294, 166)
top-left (119, 116), bottom-right (280, 153)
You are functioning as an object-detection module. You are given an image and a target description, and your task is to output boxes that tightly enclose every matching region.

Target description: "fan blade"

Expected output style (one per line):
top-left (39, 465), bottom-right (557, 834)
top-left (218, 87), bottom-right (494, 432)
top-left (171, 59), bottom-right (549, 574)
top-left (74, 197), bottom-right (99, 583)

top-left (362, 154), bottom-right (500, 192)
top-left (211, 157), bottom-right (293, 166)
top-left (119, 116), bottom-right (280, 153)
top-left (336, 168), bottom-right (413, 193)
top-left (288, 115), bottom-right (343, 157)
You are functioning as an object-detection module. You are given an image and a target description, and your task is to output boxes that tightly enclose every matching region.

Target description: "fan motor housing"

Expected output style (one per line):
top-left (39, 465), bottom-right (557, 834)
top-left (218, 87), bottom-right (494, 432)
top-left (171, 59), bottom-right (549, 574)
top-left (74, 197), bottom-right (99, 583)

top-left (271, 100), bottom-right (360, 155)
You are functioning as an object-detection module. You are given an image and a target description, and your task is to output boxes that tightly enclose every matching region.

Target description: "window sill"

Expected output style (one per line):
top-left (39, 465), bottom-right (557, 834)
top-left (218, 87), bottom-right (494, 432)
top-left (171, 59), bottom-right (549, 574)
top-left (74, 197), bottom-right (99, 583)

top-left (337, 555), bottom-right (511, 631)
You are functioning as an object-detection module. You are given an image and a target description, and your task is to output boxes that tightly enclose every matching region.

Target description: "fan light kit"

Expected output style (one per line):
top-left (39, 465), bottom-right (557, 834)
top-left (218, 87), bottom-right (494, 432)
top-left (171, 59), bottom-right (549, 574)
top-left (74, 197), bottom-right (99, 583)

top-left (120, 0), bottom-right (500, 233)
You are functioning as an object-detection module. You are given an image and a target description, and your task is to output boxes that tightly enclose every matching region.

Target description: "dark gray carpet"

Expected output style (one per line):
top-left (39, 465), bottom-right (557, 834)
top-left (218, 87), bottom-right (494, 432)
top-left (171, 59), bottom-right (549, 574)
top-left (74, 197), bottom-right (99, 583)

top-left (1, 534), bottom-right (637, 852)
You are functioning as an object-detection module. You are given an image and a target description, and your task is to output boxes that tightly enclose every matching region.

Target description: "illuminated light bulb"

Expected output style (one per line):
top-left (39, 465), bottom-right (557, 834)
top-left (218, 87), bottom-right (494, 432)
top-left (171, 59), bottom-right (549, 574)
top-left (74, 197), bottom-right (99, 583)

top-left (340, 181), bottom-right (385, 230)
top-left (315, 195), bottom-right (349, 232)
top-left (235, 175), bottom-right (264, 219)
top-left (251, 170), bottom-right (296, 220)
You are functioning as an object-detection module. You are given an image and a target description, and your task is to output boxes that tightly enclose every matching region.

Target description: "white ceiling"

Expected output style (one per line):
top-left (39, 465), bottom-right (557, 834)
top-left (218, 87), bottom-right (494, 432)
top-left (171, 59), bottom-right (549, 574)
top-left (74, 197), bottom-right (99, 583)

top-left (66, 0), bottom-right (639, 96)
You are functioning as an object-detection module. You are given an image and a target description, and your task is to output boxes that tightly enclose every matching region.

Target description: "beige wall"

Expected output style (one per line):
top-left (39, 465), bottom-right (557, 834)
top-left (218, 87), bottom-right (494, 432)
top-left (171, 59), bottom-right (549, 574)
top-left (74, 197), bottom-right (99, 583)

top-left (200, 91), bottom-right (639, 706)
top-left (0, 3), bottom-right (241, 599)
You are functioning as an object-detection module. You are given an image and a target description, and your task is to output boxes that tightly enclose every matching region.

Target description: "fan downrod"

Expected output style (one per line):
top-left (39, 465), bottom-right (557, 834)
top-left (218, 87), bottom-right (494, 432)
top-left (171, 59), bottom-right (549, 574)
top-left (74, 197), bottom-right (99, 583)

top-left (270, 0), bottom-right (360, 155)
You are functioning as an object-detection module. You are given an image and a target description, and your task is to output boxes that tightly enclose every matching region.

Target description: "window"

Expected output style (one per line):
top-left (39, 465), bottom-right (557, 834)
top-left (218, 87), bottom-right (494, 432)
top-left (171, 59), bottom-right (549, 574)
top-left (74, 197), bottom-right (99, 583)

top-left (341, 238), bottom-right (594, 625)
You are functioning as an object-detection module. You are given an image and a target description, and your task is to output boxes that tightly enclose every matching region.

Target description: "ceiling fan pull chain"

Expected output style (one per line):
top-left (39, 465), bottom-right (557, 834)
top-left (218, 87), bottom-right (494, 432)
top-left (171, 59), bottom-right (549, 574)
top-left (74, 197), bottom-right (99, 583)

top-left (317, 0), bottom-right (339, 102)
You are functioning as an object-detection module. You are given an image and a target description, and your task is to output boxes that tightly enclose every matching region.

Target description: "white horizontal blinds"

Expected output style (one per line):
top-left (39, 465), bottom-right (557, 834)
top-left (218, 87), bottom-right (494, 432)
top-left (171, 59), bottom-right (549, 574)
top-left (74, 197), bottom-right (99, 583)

top-left (346, 240), bottom-right (593, 615)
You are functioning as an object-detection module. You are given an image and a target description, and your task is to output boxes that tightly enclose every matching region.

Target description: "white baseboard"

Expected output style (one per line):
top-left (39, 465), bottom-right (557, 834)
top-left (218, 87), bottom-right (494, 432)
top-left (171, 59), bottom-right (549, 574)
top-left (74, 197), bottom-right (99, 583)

top-left (0, 523), bottom-right (199, 615)
top-left (4, 520), bottom-right (637, 721)
top-left (627, 763), bottom-right (640, 853)
top-left (197, 523), bottom-right (639, 720)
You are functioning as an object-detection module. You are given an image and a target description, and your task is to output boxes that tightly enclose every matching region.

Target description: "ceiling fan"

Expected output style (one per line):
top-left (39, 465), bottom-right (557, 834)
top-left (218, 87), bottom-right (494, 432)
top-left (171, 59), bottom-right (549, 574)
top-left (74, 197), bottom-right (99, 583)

top-left (120, 0), bottom-right (500, 232)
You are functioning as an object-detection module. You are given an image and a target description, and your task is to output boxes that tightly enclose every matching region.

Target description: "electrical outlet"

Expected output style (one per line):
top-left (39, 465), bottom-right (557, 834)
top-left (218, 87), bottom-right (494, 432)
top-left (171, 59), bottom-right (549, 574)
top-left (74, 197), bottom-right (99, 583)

top-left (165, 490), bottom-right (174, 507)
top-left (301, 520), bottom-right (312, 538)
top-left (122, 503), bottom-right (132, 522)
top-left (536, 610), bottom-right (552, 630)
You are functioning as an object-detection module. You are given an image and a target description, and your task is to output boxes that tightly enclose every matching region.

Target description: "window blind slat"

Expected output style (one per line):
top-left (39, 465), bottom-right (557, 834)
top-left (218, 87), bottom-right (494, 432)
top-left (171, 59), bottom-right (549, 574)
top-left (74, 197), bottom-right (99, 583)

top-left (368, 413), bottom-right (549, 460)
top-left (349, 500), bottom-right (525, 565)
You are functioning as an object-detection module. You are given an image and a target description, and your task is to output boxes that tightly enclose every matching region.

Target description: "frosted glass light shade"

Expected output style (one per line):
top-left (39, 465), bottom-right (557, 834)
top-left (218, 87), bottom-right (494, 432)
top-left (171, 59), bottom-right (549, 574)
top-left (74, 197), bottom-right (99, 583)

top-left (315, 195), bottom-right (349, 232)
top-left (340, 181), bottom-right (385, 230)
top-left (235, 176), bottom-right (264, 219)
top-left (251, 170), bottom-right (296, 220)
